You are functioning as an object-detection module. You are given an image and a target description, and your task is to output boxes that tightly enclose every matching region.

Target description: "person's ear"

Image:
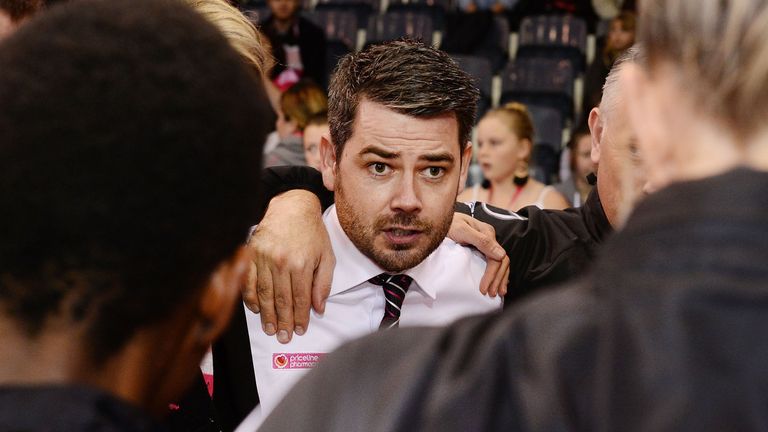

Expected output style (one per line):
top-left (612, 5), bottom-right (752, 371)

top-left (319, 135), bottom-right (337, 191)
top-left (195, 246), bottom-right (251, 347)
top-left (588, 107), bottom-right (604, 165)
top-left (457, 142), bottom-right (473, 194)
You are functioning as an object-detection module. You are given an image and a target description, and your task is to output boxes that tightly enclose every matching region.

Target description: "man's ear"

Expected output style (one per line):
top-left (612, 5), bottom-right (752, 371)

top-left (319, 135), bottom-right (337, 191)
top-left (195, 246), bottom-right (251, 347)
top-left (588, 107), bottom-right (604, 165)
top-left (457, 142), bottom-right (473, 194)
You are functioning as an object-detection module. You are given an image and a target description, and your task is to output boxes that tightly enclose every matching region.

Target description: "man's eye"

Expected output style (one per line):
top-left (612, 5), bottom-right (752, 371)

top-left (369, 163), bottom-right (390, 176)
top-left (422, 167), bottom-right (445, 179)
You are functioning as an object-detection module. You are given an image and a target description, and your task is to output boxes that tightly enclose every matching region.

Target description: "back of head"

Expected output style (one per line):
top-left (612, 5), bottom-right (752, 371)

top-left (639, 0), bottom-right (768, 139)
top-left (0, 0), bottom-right (270, 363)
top-left (328, 39), bottom-right (479, 160)
top-left (281, 79), bottom-right (328, 131)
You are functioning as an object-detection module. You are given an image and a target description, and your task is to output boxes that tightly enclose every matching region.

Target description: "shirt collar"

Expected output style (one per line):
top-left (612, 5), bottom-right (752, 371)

top-left (325, 205), bottom-right (439, 299)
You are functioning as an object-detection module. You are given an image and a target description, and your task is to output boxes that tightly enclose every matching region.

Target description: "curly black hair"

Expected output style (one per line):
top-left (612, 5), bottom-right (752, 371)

top-left (0, 0), bottom-right (270, 363)
top-left (0, 0), bottom-right (43, 21)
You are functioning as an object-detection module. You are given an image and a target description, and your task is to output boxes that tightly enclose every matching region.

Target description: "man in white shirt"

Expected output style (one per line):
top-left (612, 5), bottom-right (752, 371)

top-left (241, 40), bottom-right (503, 426)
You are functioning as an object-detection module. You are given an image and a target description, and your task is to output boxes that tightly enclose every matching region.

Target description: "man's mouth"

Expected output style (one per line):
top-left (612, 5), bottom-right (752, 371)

top-left (382, 227), bottom-right (423, 245)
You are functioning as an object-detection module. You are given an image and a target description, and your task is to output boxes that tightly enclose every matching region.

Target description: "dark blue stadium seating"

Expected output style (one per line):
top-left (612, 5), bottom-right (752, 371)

top-left (450, 54), bottom-right (493, 119)
top-left (366, 10), bottom-right (435, 45)
top-left (517, 14), bottom-right (587, 71)
top-left (501, 57), bottom-right (575, 120)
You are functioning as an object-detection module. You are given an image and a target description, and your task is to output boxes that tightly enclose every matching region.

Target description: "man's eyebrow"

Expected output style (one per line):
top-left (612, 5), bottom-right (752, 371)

top-left (359, 145), bottom-right (399, 159)
top-left (420, 152), bottom-right (455, 163)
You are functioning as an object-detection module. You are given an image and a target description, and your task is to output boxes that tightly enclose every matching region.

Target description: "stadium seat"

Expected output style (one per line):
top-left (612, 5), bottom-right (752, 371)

top-left (366, 10), bottom-right (435, 45)
top-left (530, 144), bottom-right (560, 184)
top-left (517, 14), bottom-right (587, 71)
top-left (305, 9), bottom-right (358, 50)
top-left (315, 0), bottom-right (380, 28)
top-left (450, 54), bottom-right (493, 119)
top-left (386, 0), bottom-right (452, 30)
top-left (500, 57), bottom-right (575, 121)
top-left (324, 41), bottom-right (352, 88)
top-left (527, 104), bottom-right (563, 150)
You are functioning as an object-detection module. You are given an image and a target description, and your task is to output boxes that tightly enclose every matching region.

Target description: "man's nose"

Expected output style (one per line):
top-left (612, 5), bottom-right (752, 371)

top-left (390, 174), bottom-right (422, 213)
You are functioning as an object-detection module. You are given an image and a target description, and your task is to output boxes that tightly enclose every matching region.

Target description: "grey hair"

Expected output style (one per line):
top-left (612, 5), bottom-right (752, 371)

top-left (598, 44), bottom-right (645, 123)
top-left (639, 0), bottom-right (768, 140)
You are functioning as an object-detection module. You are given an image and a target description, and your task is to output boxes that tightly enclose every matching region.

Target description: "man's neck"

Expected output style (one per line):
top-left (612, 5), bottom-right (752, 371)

top-left (0, 318), bottom-right (87, 385)
top-left (0, 316), bottom-right (174, 417)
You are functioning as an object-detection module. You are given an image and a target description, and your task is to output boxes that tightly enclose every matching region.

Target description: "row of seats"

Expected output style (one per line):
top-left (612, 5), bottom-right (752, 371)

top-left (245, 2), bottom-right (591, 182)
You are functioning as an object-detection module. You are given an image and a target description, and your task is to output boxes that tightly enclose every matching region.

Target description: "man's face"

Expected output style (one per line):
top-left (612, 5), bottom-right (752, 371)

top-left (319, 100), bottom-right (471, 272)
top-left (303, 123), bottom-right (327, 170)
top-left (268, 0), bottom-right (299, 22)
top-left (589, 82), bottom-right (650, 227)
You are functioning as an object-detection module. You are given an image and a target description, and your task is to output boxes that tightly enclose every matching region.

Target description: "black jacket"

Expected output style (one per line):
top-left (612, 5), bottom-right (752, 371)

top-left (260, 167), bottom-right (768, 431)
top-left (0, 385), bottom-right (164, 431)
top-left (212, 166), bottom-right (611, 430)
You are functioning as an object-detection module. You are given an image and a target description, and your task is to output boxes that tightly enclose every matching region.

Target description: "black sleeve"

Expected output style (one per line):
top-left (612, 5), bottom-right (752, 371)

top-left (258, 166), bottom-right (334, 219)
top-left (455, 190), bottom-right (612, 303)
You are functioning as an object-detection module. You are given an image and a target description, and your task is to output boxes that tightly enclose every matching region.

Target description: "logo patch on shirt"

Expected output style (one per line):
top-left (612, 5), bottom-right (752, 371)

top-left (272, 352), bottom-right (325, 370)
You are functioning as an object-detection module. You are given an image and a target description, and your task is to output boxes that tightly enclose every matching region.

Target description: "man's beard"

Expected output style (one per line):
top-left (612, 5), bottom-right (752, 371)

top-left (335, 180), bottom-right (453, 273)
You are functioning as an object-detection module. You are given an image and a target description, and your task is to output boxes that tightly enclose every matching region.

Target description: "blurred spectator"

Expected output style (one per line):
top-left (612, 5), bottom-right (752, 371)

top-left (261, 0), bottom-right (326, 90)
top-left (458, 0), bottom-right (512, 14)
top-left (265, 79), bottom-right (328, 167)
top-left (458, 102), bottom-right (569, 211)
top-left (582, 11), bottom-right (635, 115)
top-left (592, 0), bottom-right (636, 18)
top-left (554, 126), bottom-right (594, 207)
top-left (0, 0), bottom-right (42, 39)
top-left (515, 0), bottom-right (598, 31)
top-left (302, 112), bottom-right (328, 170)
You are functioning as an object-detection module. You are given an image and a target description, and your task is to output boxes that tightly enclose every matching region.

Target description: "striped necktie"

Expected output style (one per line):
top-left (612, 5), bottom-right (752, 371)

top-left (368, 273), bottom-right (414, 329)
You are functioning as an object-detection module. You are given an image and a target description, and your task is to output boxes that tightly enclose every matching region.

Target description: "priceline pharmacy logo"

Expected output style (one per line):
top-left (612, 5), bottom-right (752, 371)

top-left (272, 352), bottom-right (325, 369)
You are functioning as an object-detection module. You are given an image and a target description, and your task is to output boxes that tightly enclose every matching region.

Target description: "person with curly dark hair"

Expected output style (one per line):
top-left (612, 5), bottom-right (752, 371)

top-left (0, 0), bottom-right (271, 429)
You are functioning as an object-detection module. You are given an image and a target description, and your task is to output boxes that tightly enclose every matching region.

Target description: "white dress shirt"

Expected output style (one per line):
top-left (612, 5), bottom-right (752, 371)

top-left (239, 205), bottom-right (502, 429)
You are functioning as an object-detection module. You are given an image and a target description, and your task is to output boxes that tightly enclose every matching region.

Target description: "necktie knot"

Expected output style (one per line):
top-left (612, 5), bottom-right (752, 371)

top-left (368, 273), bottom-right (413, 329)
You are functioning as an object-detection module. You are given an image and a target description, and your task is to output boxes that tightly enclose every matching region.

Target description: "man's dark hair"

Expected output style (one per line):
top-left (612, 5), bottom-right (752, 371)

top-left (0, 0), bottom-right (270, 363)
top-left (328, 39), bottom-right (479, 161)
top-left (0, 0), bottom-right (42, 21)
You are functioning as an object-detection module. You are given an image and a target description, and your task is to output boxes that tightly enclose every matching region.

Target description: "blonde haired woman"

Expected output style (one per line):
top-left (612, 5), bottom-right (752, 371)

top-left (458, 102), bottom-right (569, 211)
